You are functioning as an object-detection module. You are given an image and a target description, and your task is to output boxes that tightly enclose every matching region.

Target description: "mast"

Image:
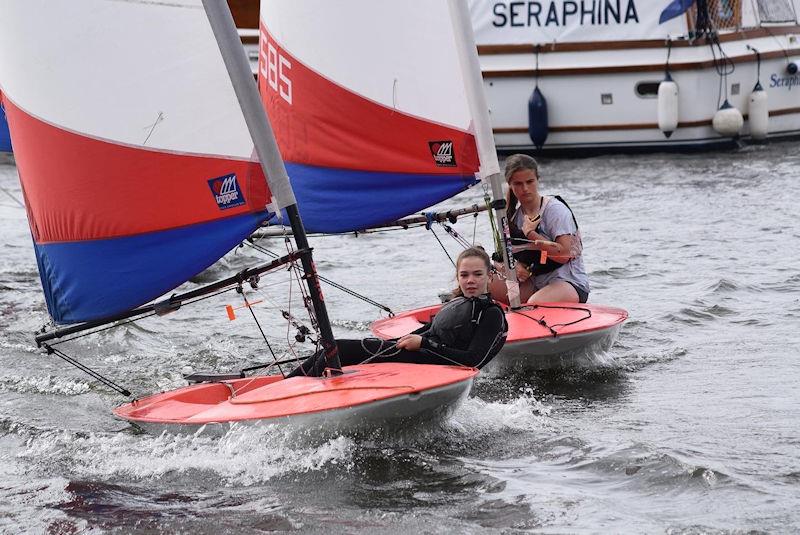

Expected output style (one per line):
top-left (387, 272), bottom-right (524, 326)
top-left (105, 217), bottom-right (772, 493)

top-left (202, 0), bottom-right (342, 371)
top-left (446, 0), bottom-right (522, 308)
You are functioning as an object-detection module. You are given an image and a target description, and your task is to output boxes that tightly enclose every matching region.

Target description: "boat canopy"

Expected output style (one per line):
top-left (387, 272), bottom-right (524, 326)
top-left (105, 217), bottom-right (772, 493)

top-left (0, 0), bottom-right (273, 324)
top-left (259, 0), bottom-right (482, 233)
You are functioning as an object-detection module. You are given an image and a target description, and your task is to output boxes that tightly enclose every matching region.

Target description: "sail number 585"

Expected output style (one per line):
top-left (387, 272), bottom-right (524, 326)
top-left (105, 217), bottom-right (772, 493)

top-left (259, 31), bottom-right (292, 105)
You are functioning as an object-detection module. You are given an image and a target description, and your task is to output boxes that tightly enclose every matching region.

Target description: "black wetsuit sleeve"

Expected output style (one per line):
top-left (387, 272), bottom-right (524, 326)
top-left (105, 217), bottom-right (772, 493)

top-left (411, 323), bottom-right (431, 335)
top-left (420, 306), bottom-right (506, 369)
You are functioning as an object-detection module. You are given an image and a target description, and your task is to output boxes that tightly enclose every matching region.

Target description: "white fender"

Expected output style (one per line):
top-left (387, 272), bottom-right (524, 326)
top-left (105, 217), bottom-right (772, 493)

top-left (747, 83), bottom-right (768, 140)
top-left (712, 100), bottom-right (743, 137)
top-left (657, 76), bottom-right (679, 138)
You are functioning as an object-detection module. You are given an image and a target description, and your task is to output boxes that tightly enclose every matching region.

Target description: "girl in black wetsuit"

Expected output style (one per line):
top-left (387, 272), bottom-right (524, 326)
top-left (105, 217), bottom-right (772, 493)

top-left (287, 247), bottom-right (508, 377)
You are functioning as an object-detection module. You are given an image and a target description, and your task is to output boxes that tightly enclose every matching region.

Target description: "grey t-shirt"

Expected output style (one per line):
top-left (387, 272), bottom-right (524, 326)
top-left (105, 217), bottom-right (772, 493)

top-left (513, 196), bottom-right (590, 294)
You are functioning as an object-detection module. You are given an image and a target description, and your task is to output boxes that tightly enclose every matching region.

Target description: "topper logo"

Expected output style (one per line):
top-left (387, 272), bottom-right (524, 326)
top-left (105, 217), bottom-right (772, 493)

top-left (428, 140), bottom-right (457, 167)
top-left (208, 174), bottom-right (246, 210)
top-left (259, 29), bottom-right (292, 105)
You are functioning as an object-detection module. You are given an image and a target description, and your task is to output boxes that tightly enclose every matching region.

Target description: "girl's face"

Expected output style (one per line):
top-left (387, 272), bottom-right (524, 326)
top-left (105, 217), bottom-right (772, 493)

top-left (457, 256), bottom-right (490, 298)
top-left (508, 168), bottom-right (539, 204)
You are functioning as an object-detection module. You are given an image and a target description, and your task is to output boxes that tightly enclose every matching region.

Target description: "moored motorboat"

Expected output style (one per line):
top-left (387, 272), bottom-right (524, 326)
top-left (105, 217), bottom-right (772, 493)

top-left (469, 0), bottom-right (800, 153)
top-left (373, 302), bottom-right (628, 372)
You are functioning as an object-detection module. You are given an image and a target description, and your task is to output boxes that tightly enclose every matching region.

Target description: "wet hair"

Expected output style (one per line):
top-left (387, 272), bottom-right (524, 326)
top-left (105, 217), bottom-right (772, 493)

top-left (503, 153), bottom-right (540, 222)
top-left (452, 246), bottom-right (492, 297)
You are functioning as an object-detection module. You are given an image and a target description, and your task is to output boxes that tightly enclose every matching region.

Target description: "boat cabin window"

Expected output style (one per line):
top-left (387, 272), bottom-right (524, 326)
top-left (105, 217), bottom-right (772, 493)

top-left (635, 81), bottom-right (660, 98)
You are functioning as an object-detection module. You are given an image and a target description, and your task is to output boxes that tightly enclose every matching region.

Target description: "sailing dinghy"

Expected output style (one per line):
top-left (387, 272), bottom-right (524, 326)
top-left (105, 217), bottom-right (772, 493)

top-left (0, 0), bottom-right (477, 434)
top-left (258, 0), bottom-right (628, 370)
top-left (373, 303), bottom-right (628, 372)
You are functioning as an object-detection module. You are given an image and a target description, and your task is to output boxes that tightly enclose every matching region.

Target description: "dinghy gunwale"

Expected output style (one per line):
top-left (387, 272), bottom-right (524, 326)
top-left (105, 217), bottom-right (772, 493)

top-left (371, 302), bottom-right (628, 342)
top-left (112, 362), bottom-right (477, 427)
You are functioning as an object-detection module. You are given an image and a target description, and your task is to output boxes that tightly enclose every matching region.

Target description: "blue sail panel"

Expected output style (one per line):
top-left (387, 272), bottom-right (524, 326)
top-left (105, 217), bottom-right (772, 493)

top-left (34, 212), bottom-right (267, 324)
top-left (283, 163), bottom-right (478, 233)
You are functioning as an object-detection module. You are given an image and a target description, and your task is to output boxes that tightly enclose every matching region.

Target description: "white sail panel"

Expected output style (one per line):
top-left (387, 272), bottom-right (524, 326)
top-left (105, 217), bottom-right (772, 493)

top-left (0, 0), bottom-right (255, 158)
top-left (260, 0), bottom-right (474, 131)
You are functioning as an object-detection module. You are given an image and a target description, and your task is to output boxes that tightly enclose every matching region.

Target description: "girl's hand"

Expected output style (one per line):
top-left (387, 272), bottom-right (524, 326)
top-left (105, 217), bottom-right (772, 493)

top-left (522, 214), bottom-right (540, 238)
top-left (396, 334), bottom-right (422, 351)
top-left (515, 262), bottom-right (531, 282)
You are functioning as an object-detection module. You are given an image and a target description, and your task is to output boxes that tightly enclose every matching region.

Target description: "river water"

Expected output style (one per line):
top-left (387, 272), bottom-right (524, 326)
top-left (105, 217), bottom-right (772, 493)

top-left (1, 144), bottom-right (798, 534)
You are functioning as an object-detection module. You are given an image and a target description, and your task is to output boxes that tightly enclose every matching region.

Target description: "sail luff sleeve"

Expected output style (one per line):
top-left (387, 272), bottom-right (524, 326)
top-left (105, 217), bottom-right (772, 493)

top-left (202, 0), bottom-right (296, 211)
top-left (447, 0), bottom-right (521, 307)
top-left (446, 0), bottom-right (500, 180)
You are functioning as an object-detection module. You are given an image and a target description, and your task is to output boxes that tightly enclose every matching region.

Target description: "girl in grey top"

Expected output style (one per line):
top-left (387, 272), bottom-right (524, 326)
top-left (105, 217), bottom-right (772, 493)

top-left (490, 154), bottom-right (590, 304)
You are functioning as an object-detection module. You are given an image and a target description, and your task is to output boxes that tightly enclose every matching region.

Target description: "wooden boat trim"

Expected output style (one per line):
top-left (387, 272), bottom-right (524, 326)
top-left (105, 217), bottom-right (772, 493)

top-left (492, 107), bottom-right (800, 133)
top-left (478, 26), bottom-right (800, 55)
top-left (483, 48), bottom-right (800, 78)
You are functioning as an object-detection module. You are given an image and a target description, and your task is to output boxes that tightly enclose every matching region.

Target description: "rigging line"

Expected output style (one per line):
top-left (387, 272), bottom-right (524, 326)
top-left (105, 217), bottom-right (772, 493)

top-left (243, 240), bottom-right (394, 315)
top-left (0, 185), bottom-right (24, 208)
top-left (284, 238), bottom-right (321, 337)
top-left (281, 268), bottom-right (304, 374)
top-left (440, 222), bottom-right (472, 250)
top-left (472, 210), bottom-right (478, 246)
top-left (42, 344), bottom-right (132, 397)
top-left (241, 287), bottom-right (284, 376)
top-left (48, 287), bottom-right (238, 345)
top-left (428, 226), bottom-right (456, 268)
top-left (508, 305), bottom-right (593, 336)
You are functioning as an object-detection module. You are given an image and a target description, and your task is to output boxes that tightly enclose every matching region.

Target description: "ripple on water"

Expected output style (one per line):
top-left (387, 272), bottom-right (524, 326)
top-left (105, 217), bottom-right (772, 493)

top-left (704, 278), bottom-right (745, 294)
top-left (665, 302), bottom-right (739, 326)
top-left (620, 346), bottom-right (687, 372)
top-left (0, 374), bottom-right (91, 396)
top-left (758, 272), bottom-right (800, 293)
top-left (569, 444), bottom-right (730, 494)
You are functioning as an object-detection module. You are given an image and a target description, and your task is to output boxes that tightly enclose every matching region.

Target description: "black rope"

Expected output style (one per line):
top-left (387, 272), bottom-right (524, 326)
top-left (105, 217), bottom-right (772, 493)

top-left (472, 210), bottom-right (479, 246)
top-left (240, 355), bottom-right (306, 374)
top-left (243, 240), bottom-right (394, 315)
top-left (428, 225), bottom-right (456, 267)
top-left (440, 222), bottom-right (472, 250)
top-left (42, 344), bottom-right (131, 397)
top-left (665, 39), bottom-right (672, 75)
top-left (508, 304), bottom-right (592, 337)
top-left (239, 285), bottom-right (284, 377)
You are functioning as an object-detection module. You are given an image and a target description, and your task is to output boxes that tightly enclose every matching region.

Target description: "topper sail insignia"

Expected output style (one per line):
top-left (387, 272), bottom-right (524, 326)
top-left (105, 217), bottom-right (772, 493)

top-left (0, 0), bottom-right (477, 433)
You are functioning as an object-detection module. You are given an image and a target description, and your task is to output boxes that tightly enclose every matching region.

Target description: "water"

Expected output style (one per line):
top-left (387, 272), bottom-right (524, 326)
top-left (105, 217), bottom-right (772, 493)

top-left (1, 145), bottom-right (799, 533)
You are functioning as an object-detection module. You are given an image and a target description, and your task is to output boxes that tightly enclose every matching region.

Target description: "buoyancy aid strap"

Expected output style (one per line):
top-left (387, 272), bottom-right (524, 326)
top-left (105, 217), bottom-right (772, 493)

top-left (552, 195), bottom-right (579, 229)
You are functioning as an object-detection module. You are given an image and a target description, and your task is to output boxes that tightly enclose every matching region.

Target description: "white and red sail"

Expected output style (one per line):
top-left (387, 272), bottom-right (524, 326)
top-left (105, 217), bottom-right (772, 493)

top-left (0, 0), bottom-right (273, 323)
top-left (259, 0), bottom-right (483, 232)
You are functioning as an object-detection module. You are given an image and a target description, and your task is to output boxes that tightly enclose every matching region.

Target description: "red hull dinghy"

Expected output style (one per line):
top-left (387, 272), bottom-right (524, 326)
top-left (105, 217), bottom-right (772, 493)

top-left (9, 1), bottom-right (494, 435)
top-left (113, 363), bottom-right (476, 434)
top-left (373, 303), bottom-right (628, 372)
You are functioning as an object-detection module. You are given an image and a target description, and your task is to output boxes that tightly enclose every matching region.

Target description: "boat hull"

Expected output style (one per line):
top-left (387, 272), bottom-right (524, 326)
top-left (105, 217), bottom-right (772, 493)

top-left (371, 303), bottom-right (628, 372)
top-left (113, 363), bottom-right (476, 436)
top-left (480, 32), bottom-right (800, 154)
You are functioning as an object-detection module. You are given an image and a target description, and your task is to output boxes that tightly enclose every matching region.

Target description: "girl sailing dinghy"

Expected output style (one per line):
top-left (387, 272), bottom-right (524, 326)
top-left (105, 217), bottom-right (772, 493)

top-left (258, 0), bottom-right (628, 369)
top-left (0, 0), bottom-right (478, 434)
top-left (373, 303), bottom-right (628, 372)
